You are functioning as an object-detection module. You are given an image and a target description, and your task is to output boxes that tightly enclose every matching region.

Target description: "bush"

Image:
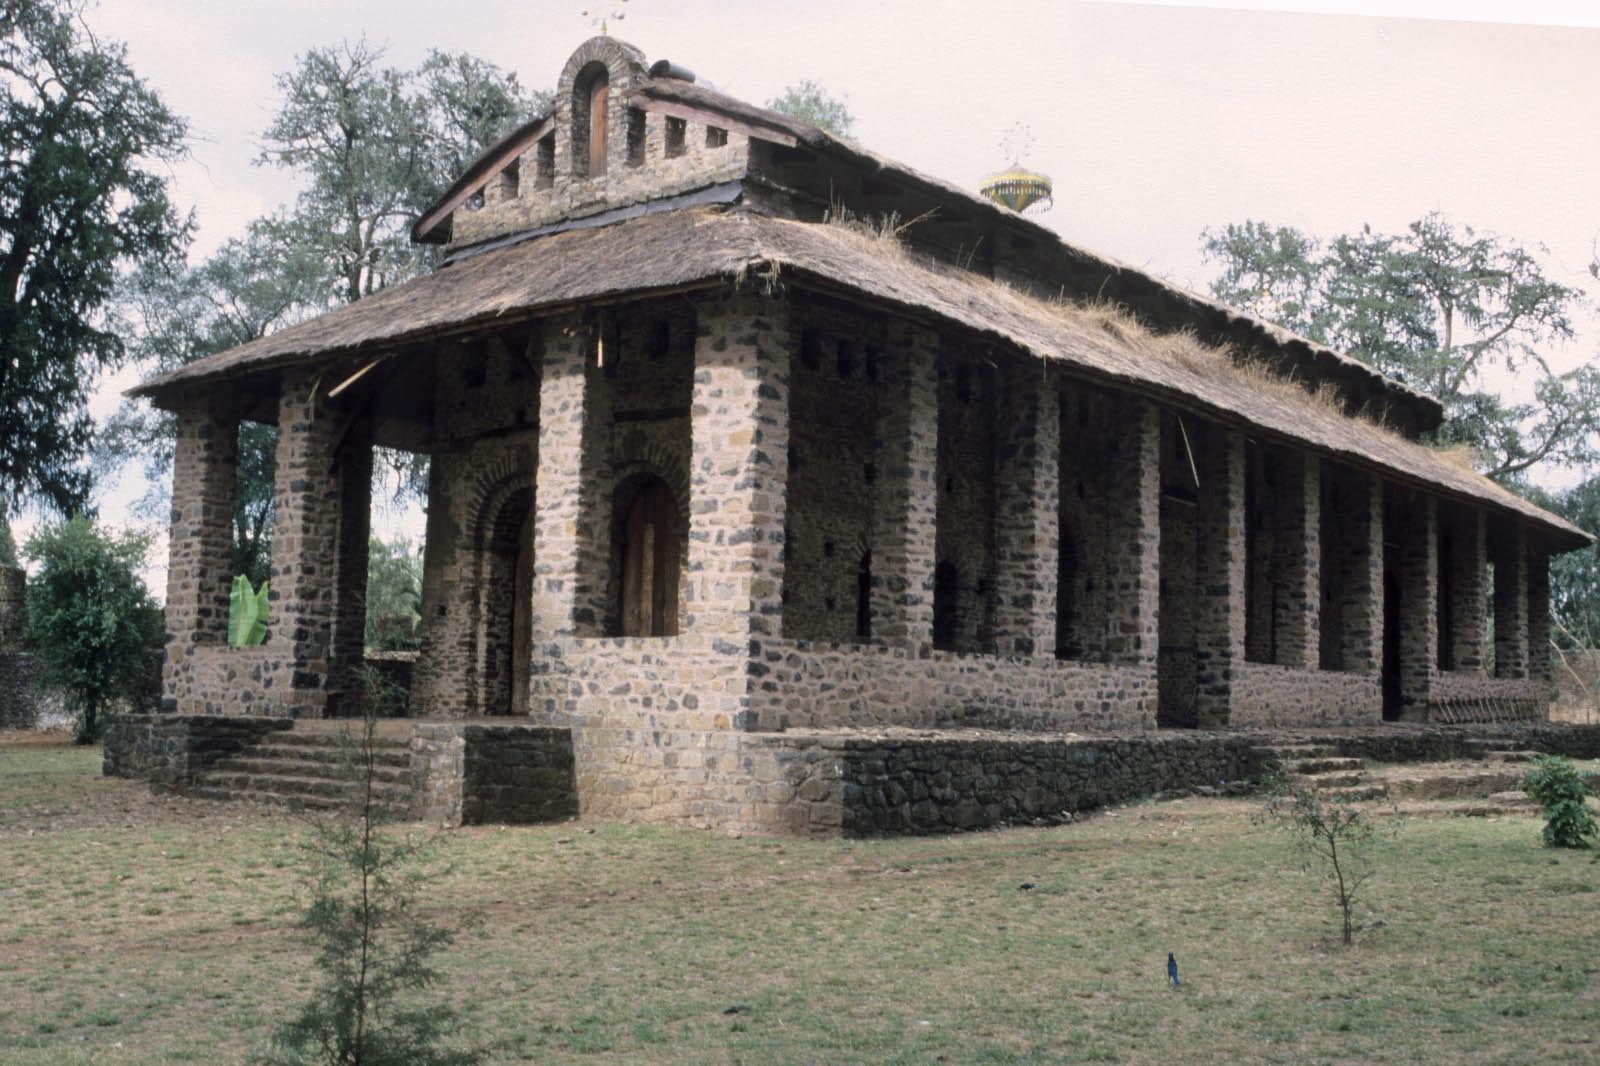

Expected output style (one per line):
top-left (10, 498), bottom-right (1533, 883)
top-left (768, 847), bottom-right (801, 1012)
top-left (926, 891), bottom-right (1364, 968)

top-left (24, 517), bottom-right (160, 743)
top-left (1524, 756), bottom-right (1598, 849)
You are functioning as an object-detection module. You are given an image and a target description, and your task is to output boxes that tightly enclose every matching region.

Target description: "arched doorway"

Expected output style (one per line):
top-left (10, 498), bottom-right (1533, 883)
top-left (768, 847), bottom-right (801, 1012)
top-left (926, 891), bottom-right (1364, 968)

top-left (617, 477), bottom-right (680, 637)
top-left (476, 486), bottom-right (534, 715)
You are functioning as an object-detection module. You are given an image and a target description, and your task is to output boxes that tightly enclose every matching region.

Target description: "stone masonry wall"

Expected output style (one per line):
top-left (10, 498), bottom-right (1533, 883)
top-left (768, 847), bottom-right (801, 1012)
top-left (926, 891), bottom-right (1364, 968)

top-left (934, 351), bottom-right (998, 654)
top-left (411, 722), bottom-right (577, 825)
top-left (784, 307), bottom-right (882, 643)
top-left (102, 713), bottom-right (291, 789)
top-left (741, 730), bottom-right (1261, 836)
top-left (749, 637), bottom-right (1157, 733)
top-left (1229, 663), bottom-right (1381, 728)
top-left (450, 36), bottom-right (749, 249)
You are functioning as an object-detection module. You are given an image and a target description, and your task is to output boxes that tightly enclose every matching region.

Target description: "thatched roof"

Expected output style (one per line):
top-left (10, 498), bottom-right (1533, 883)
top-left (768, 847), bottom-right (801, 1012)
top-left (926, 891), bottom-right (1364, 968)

top-left (411, 65), bottom-right (1442, 431)
top-left (132, 206), bottom-right (1586, 547)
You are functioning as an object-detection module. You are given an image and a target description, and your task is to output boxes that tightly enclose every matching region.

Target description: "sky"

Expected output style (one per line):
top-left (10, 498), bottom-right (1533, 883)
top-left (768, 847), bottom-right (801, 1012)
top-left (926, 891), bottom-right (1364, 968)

top-left (31, 0), bottom-right (1600, 591)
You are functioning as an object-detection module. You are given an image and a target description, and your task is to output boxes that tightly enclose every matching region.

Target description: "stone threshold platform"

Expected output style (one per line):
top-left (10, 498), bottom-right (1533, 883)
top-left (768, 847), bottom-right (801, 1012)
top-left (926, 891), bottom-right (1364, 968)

top-left (101, 715), bottom-right (1600, 836)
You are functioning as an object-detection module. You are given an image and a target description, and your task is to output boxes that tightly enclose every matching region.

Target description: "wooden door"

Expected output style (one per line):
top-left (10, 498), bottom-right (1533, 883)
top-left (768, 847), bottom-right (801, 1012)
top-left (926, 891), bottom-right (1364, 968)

top-left (621, 481), bottom-right (678, 637)
top-left (589, 78), bottom-right (609, 177)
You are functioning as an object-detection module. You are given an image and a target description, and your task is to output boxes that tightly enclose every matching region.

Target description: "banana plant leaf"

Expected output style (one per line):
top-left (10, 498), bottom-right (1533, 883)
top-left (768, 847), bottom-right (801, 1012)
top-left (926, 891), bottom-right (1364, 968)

top-left (228, 575), bottom-right (270, 646)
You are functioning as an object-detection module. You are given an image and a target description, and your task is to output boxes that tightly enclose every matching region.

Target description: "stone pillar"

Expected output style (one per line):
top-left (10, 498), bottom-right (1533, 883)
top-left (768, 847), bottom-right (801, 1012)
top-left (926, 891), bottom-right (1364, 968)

top-left (266, 369), bottom-right (345, 716)
top-left (1528, 543), bottom-right (1551, 685)
top-left (869, 319), bottom-right (939, 655)
top-left (1193, 424), bottom-right (1245, 729)
top-left (530, 315), bottom-right (612, 638)
top-left (993, 364), bottom-right (1060, 658)
top-left (1342, 472), bottom-right (1384, 674)
top-left (1443, 507), bottom-right (1488, 672)
top-left (685, 291), bottom-right (790, 643)
top-left (329, 423), bottom-right (373, 713)
top-left (164, 397), bottom-right (238, 651)
top-left (1393, 490), bottom-right (1437, 719)
top-left (1103, 398), bottom-right (1161, 668)
top-left (1493, 524), bottom-right (1530, 679)
top-left (1276, 453), bottom-right (1320, 667)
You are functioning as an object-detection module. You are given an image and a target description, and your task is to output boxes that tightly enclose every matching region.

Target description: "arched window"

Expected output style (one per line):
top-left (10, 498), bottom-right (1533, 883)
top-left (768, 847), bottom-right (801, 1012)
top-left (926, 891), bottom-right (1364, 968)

top-left (573, 62), bottom-right (610, 178)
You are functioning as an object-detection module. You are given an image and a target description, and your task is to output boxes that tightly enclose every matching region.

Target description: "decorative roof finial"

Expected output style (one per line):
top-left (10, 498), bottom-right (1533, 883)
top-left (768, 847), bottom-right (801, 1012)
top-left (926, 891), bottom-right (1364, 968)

top-left (580, 1), bottom-right (628, 35)
top-left (980, 122), bottom-right (1053, 215)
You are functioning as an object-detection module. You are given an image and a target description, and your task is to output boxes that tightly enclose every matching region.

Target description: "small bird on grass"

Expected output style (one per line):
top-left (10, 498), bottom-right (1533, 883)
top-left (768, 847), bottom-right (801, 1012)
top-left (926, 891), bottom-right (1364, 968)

top-left (1167, 952), bottom-right (1181, 987)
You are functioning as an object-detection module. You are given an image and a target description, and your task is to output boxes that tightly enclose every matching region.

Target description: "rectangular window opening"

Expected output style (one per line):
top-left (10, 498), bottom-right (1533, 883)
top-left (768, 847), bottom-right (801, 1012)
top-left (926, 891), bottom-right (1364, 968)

top-left (497, 160), bottom-right (520, 201)
top-left (665, 117), bottom-right (686, 158)
top-left (536, 134), bottom-right (555, 189)
top-left (626, 108), bottom-right (647, 167)
top-left (706, 126), bottom-right (727, 148)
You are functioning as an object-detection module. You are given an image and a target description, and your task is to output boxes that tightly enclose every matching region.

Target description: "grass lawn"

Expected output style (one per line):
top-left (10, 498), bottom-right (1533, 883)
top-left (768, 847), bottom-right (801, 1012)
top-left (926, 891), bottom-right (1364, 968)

top-left (1, 737), bottom-right (1597, 1064)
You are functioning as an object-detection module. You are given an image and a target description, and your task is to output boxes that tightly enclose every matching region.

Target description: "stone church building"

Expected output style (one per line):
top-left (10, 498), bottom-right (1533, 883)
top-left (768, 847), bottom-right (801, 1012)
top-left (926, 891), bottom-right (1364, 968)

top-left (119, 37), bottom-right (1588, 832)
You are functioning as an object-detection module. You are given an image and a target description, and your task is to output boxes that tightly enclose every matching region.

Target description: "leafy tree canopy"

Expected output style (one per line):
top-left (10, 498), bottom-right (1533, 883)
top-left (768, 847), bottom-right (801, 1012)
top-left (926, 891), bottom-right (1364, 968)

top-left (0, 0), bottom-right (190, 513)
top-left (766, 80), bottom-right (854, 138)
top-left (1201, 214), bottom-right (1595, 482)
top-left (109, 43), bottom-right (540, 565)
top-left (258, 39), bottom-right (546, 304)
top-left (24, 516), bottom-right (161, 742)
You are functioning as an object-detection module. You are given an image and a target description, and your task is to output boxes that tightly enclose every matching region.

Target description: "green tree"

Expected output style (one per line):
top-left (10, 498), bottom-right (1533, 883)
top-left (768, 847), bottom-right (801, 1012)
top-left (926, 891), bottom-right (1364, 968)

top-left (267, 710), bottom-right (479, 1066)
top-left (0, 0), bottom-right (190, 512)
top-left (365, 536), bottom-right (422, 651)
top-left (766, 80), bottom-right (854, 138)
top-left (1260, 785), bottom-right (1400, 946)
top-left (258, 40), bottom-right (543, 305)
top-left (0, 506), bottom-right (18, 568)
top-left (1201, 214), bottom-right (1595, 482)
top-left (1529, 479), bottom-right (1600, 648)
top-left (24, 516), bottom-right (160, 743)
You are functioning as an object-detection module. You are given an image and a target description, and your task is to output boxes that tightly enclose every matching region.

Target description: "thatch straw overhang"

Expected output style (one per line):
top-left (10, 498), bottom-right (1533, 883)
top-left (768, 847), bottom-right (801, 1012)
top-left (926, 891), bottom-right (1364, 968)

top-left (411, 69), bottom-right (1442, 433)
top-left (132, 206), bottom-right (1588, 548)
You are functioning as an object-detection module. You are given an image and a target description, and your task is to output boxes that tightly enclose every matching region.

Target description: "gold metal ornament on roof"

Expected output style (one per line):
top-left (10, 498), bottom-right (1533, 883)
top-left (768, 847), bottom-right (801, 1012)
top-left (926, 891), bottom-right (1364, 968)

top-left (980, 123), bottom-right (1053, 215)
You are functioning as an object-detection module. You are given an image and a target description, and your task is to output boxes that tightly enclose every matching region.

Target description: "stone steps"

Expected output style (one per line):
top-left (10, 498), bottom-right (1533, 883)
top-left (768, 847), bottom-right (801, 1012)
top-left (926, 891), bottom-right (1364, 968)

top-left (187, 782), bottom-right (410, 814)
top-left (1291, 770), bottom-right (1369, 790)
top-left (213, 755), bottom-right (413, 785)
top-left (186, 727), bottom-right (416, 815)
top-left (1252, 743), bottom-right (1338, 762)
top-left (1253, 743), bottom-right (1388, 803)
top-left (1316, 785), bottom-right (1389, 804)
top-left (1288, 756), bottom-right (1365, 775)
top-left (243, 742), bottom-right (412, 769)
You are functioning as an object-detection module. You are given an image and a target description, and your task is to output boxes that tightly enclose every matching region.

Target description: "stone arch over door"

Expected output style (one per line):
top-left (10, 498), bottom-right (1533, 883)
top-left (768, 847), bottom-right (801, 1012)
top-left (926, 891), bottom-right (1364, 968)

top-left (469, 476), bottom-right (535, 715)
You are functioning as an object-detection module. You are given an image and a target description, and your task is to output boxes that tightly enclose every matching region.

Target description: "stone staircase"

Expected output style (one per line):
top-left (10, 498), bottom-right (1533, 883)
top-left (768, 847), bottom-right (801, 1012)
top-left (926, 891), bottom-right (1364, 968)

top-left (187, 728), bottom-right (416, 813)
top-left (1252, 742), bottom-right (1387, 803)
top-left (1463, 734), bottom-right (1541, 764)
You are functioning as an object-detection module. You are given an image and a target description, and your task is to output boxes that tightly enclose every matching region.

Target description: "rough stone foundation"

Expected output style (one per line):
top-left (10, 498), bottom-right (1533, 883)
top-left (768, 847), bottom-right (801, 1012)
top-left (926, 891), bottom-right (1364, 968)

top-left (103, 713), bottom-right (293, 790)
top-left (411, 722), bottom-right (577, 825)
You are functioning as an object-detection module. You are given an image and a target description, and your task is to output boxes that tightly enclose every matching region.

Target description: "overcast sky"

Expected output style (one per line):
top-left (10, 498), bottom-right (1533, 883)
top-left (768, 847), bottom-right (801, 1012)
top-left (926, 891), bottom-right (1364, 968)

top-left (40, 0), bottom-right (1600, 585)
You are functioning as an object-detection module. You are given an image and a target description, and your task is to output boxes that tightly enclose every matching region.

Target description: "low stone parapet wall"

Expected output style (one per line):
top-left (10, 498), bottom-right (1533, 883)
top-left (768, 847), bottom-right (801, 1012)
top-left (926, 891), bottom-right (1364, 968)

top-left (1230, 663), bottom-right (1381, 728)
top-left (747, 639), bottom-right (1158, 733)
top-left (102, 713), bottom-right (292, 789)
top-left (1427, 674), bottom-right (1548, 723)
top-left (412, 722), bottom-right (577, 826)
top-left (734, 729), bottom-right (1262, 836)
